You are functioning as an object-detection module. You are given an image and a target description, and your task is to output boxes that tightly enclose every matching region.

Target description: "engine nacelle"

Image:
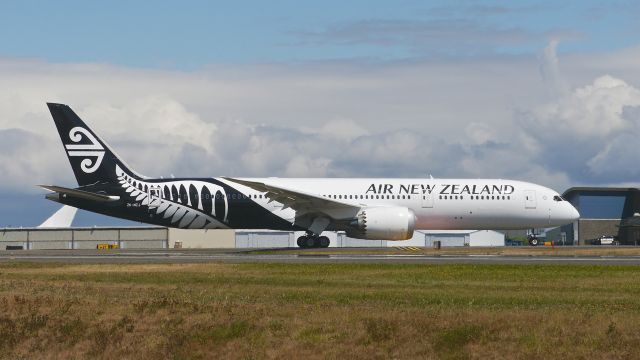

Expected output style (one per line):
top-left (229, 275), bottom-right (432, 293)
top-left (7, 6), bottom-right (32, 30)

top-left (347, 207), bottom-right (416, 240)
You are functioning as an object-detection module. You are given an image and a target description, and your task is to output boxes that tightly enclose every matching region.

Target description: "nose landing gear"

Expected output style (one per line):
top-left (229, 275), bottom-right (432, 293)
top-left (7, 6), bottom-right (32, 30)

top-left (297, 233), bottom-right (330, 248)
top-left (527, 229), bottom-right (540, 246)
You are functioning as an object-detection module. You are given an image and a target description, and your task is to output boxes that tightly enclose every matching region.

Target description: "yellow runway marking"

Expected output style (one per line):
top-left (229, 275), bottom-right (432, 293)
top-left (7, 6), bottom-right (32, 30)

top-left (396, 247), bottom-right (422, 251)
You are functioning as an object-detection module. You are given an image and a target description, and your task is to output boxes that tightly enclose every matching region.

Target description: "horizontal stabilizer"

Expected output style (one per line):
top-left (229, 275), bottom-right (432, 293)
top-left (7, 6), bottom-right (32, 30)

top-left (38, 185), bottom-right (120, 202)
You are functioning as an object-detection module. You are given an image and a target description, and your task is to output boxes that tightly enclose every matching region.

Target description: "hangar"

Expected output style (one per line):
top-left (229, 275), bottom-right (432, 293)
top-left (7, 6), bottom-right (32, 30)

top-left (235, 229), bottom-right (504, 248)
top-left (561, 187), bottom-right (640, 245)
top-left (0, 227), bottom-right (505, 249)
top-left (388, 230), bottom-right (505, 247)
top-left (0, 227), bottom-right (234, 250)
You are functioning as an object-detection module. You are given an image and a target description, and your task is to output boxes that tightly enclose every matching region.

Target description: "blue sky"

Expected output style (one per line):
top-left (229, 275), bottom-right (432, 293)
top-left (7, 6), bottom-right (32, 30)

top-left (1, 1), bottom-right (640, 227)
top-left (1, 0), bottom-right (638, 67)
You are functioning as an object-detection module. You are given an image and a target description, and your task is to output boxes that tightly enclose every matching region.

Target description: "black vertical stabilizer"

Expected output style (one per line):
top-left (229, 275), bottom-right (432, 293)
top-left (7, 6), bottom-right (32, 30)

top-left (47, 103), bottom-right (143, 187)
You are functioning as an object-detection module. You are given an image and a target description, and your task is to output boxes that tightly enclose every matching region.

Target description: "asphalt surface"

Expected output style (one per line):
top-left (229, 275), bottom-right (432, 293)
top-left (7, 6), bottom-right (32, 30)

top-left (2, 248), bottom-right (640, 265)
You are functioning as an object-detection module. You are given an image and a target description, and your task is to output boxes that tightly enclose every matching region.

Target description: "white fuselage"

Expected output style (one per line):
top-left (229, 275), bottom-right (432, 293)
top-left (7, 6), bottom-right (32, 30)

top-left (221, 178), bottom-right (580, 230)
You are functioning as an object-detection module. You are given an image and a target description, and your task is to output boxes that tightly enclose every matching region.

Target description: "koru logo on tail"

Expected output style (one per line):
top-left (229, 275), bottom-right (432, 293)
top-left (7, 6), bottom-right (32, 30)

top-left (65, 127), bottom-right (105, 173)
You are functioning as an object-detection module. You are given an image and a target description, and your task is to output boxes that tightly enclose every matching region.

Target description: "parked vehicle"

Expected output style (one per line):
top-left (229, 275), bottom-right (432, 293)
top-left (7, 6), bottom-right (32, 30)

top-left (593, 235), bottom-right (619, 245)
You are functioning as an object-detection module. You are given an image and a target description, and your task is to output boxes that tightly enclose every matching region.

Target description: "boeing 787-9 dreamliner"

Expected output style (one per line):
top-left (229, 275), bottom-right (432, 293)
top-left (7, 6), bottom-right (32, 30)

top-left (41, 103), bottom-right (579, 248)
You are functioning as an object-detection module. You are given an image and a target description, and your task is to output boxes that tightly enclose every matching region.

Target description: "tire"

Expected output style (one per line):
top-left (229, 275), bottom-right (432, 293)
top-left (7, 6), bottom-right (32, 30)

top-left (305, 237), bottom-right (317, 248)
top-left (318, 236), bottom-right (330, 248)
top-left (530, 238), bottom-right (539, 246)
top-left (297, 236), bottom-right (308, 248)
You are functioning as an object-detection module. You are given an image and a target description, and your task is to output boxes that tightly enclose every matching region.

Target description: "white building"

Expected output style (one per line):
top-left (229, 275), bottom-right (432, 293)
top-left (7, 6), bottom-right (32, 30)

top-left (392, 230), bottom-right (505, 247)
top-left (0, 228), bottom-right (504, 250)
top-left (233, 229), bottom-right (504, 248)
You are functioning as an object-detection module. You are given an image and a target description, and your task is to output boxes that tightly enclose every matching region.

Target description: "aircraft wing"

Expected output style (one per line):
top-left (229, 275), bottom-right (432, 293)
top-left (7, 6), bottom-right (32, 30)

top-left (38, 205), bottom-right (78, 228)
top-left (221, 177), bottom-right (361, 228)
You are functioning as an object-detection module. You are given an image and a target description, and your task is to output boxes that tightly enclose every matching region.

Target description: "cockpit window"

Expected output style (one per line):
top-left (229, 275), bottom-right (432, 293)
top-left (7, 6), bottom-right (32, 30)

top-left (553, 195), bottom-right (564, 202)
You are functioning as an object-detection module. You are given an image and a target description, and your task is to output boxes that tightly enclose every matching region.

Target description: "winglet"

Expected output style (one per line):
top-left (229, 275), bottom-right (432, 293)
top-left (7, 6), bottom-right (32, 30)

top-left (38, 205), bottom-right (78, 228)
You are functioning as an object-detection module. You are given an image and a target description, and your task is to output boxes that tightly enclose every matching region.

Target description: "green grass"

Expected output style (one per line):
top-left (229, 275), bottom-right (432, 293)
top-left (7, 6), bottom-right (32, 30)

top-left (0, 263), bottom-right (639, 359)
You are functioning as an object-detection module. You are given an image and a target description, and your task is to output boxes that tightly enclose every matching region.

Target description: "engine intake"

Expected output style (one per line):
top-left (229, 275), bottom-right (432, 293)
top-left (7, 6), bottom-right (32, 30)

top-left (348, 206), bottom-right (416, 240)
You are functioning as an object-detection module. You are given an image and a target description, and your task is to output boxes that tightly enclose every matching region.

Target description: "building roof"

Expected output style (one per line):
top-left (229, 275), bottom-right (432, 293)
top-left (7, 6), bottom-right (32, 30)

top-left (0, 226), bottom-right (165, 232)
top-left (415, 230), bottom-right (503, 235)
top-left (562, 187), bottom-right (640, 197)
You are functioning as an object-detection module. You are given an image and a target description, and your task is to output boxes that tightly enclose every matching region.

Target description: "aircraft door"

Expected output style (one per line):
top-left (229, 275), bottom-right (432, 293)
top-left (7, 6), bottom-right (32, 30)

top-left (524, 190), bottom-right (536, 209)
top-left (422, 193), bottom-right (434, 208)
top-left (148, 185), bottom-right (162, 212)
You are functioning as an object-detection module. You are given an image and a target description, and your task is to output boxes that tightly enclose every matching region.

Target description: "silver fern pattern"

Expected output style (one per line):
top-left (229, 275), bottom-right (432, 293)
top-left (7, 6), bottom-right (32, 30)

top-left (115, 165), bottom-right (229, 229)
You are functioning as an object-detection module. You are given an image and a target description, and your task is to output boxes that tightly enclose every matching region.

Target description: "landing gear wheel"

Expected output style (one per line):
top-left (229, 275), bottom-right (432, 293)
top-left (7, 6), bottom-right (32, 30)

top-left (529, 237), bottom-right (539, 246)
top-left (297, 236), bottom-right (308, 248)
top-left (304, 236), bottom-right (316, 248)
top-left (318, 236), bottom-right (330, 248)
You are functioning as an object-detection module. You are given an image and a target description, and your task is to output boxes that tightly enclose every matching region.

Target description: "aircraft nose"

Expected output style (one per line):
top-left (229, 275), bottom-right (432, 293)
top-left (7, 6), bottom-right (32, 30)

top-left (567, 203), bottom-right (580, 222)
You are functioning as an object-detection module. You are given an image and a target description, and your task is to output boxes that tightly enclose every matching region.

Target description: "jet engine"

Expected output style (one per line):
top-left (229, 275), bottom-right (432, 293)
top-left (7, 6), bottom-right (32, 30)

top-left (347, 207), bottom-right (416, 240)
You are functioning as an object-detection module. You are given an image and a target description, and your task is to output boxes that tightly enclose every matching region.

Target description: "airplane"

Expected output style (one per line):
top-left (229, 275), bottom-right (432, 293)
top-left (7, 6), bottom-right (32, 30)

top-left (41, 103), bottom-right (580, 248)
top-left (38, 205), bottom-right (77, 228)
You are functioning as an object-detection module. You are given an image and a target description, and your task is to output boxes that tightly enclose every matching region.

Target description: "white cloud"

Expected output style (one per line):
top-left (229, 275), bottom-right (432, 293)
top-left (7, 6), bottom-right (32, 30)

top-left (523, 75), bottom-right (640, 137)
top-left (517, 73), bottom-right (640, 184)
top-left (464, 122), bottom-right (497, 146)
top-left (539, 39), bottom-right (569, 97)
top-left (284, 156), bottom-right (332, 177)
top-left (2, 44), bottom-right (640, 196)
top-left (0, 129), bottom-right (70, 189)
top-left (314, 118), bottom-right (369, 141)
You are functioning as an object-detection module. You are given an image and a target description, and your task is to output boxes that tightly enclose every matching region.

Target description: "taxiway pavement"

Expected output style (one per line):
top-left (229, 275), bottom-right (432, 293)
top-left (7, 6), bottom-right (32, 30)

top-left (1, 249), bottom-right (640, 265)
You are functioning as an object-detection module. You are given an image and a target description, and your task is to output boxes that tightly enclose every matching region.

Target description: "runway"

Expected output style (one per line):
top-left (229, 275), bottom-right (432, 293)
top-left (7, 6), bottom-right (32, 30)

top-left (2, 248), bottom-right (640, 265)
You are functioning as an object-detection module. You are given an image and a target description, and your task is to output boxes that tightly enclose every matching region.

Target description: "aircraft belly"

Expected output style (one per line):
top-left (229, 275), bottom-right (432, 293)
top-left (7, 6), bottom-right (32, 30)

top-left (415, 203), bottom-right (539, 230)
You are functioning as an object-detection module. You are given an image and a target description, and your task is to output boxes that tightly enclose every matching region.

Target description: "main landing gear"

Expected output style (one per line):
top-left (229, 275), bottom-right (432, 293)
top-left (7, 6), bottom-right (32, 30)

top-left (297, 233), bottom-right (330, 248)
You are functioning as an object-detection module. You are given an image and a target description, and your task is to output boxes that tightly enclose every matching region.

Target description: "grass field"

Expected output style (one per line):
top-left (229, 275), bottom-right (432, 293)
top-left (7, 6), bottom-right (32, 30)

top-left (1, 262), bottom-right (639, 359)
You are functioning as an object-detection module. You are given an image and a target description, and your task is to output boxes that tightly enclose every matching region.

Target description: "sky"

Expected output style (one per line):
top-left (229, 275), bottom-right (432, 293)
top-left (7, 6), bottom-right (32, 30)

top-left (1, 0), bottom-right (640, 226)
